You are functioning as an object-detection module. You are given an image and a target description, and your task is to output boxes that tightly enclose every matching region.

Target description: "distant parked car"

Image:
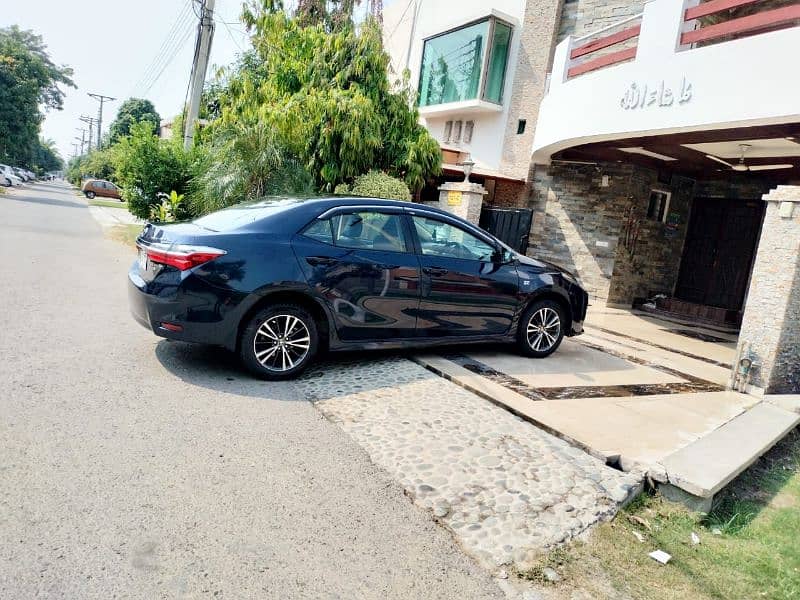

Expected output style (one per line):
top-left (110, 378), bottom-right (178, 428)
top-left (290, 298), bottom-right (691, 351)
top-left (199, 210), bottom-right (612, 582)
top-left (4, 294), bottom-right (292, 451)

top-left (0, 165), bottom-right (23, 187)
top-left (129, 197), bottom-right (588, 380)
top-left (13, 168), bottom-right (31, 182)
top-left (82, 178), bottom-right (122, 200)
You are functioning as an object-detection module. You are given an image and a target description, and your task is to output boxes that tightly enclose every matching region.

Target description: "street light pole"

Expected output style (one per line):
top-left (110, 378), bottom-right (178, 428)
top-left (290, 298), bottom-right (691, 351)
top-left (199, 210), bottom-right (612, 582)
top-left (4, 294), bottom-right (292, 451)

top-left (88, 93), bottom-right (116, 149)
top-left (183, 0), bottom-right (216, 150)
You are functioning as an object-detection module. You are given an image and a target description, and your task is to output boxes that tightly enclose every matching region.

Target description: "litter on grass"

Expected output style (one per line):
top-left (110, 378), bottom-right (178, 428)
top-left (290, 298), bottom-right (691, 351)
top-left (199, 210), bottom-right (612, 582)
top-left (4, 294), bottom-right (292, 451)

top-left (649, 550), bottom-right (672, 565)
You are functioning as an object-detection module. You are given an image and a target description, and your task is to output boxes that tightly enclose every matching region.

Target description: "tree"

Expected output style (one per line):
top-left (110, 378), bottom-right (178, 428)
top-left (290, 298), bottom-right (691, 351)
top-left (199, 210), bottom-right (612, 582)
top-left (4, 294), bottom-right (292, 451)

top-left (262, 0), bottom-right (362, 32)
top-left (80, 147), bottom-right (116, 181)
top-left (113, 122), bottom-right (193, 219)
top-left (108, 98), bottom-right (161, 144)
top-left (32, 138), bottom-right (63, 173)
top-left (0, 26), bottom-right (74, 165)
top-left (226, 8), bottom-right (440, 192)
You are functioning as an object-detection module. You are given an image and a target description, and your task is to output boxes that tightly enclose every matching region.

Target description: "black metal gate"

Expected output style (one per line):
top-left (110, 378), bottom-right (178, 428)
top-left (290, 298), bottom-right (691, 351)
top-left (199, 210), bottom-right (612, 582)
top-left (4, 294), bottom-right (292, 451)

top-left (479, 207), bottom-right (533, 254)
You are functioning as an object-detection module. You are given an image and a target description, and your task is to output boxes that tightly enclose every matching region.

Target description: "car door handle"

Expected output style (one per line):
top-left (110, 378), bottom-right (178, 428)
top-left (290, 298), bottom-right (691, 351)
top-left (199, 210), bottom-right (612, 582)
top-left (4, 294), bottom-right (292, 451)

top-left (423, 267), bottom-right (449, 276)
top-left (306, 256), bottom-right (337, 266)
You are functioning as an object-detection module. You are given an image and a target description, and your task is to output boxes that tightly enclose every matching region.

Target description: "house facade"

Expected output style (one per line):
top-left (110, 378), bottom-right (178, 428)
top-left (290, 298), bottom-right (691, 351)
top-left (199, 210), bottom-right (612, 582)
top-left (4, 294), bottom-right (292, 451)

top-left (383, 0), bottom-right (800, 395)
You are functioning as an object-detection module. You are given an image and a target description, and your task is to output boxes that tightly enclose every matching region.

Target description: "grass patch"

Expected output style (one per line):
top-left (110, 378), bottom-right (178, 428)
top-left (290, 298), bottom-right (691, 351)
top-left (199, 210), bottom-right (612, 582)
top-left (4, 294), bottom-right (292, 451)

top-left (516, 547), bottom-right (574, 585)
top-left (88, 199), bottom-right (129, 209)
top-left (522, 429), bottom-right (800, 600)
top-left (107, 224), bottom-right (143, 249)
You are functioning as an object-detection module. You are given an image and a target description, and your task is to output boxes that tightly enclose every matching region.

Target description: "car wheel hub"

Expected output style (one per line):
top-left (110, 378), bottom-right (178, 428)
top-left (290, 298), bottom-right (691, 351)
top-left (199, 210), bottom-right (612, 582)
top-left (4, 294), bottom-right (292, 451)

top-left (253, 314), bottom-right (311, 372)
top-left (526, 307), bottom-right (560, 352)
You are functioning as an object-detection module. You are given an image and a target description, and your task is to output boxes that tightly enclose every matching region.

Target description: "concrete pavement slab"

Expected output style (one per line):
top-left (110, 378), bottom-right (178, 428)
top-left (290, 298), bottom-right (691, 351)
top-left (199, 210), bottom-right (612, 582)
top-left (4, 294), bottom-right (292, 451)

top-left (659, 401), bottom-right (800, 498)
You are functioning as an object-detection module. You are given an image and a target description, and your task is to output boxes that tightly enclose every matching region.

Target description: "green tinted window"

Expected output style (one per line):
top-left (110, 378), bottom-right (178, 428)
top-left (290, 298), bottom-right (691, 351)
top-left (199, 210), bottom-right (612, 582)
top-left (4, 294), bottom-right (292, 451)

top-left (484, 21), bottom-right (512, 104)
top-left (418, 18), bottom-right (513, 107)
top-left (419, 20), bottom-right (489, 107)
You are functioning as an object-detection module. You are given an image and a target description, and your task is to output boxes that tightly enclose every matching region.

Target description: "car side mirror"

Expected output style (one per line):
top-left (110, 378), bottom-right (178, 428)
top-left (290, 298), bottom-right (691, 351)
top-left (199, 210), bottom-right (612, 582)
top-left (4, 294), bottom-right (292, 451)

top-left (492, 248), bottom-right (513, 264)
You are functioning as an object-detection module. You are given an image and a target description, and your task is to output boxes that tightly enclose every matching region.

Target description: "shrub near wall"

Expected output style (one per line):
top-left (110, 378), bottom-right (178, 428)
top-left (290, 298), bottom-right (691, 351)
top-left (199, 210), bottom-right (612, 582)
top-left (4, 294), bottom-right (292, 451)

top-left (335, 170), bottom-right (411, 201)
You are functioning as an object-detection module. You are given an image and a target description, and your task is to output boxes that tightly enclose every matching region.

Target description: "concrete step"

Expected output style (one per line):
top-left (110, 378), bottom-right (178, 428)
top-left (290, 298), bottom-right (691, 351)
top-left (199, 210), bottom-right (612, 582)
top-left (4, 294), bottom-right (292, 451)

top-left (653, 401), bottom-right (800, 511)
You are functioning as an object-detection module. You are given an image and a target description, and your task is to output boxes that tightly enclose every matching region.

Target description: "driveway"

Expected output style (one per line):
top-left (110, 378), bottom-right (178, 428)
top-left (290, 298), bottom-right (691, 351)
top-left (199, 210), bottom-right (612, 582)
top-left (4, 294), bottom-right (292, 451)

top-left (0, 182), bottom-right (502, 599)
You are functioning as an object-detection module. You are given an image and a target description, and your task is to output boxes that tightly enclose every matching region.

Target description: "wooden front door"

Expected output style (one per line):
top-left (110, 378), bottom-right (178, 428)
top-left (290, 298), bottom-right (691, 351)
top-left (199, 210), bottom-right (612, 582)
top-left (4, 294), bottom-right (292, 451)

top-left (674, 197), bottom-right (764, 311)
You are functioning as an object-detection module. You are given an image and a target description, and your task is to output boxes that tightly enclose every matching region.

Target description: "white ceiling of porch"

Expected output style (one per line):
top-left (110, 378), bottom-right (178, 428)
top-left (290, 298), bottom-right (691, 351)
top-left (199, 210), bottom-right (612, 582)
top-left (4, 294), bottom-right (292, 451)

top-left (683, 137), bottom-right (800, 158)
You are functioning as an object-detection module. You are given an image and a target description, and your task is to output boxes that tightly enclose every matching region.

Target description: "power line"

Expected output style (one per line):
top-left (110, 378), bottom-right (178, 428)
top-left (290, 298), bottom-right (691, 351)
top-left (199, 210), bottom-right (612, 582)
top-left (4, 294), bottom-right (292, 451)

top-left (217, 16), bottom-right (244, 52)
top-left (135, 16), bottom-right (195, 97)
top-left (140, 25), bottom-right (196, 97)
top-left (129, 1), bottom-right (194, 97)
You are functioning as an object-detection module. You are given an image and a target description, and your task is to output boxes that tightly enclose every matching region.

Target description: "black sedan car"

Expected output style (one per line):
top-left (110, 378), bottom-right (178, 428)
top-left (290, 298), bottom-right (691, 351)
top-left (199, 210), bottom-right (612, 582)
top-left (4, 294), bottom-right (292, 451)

top-left (129, 197), bottom-right (588, 380)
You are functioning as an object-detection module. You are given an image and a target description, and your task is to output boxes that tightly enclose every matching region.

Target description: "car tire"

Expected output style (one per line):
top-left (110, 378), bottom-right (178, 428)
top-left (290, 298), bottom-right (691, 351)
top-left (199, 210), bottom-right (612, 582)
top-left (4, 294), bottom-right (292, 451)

top-left (85, 191), bottom-right (96, 199)
top-left (240, 304), bottom-right (319, 380)
top-left (1, 178), bottom-right (10, 187)
top-left (517, 299), bottom-right (565, 358)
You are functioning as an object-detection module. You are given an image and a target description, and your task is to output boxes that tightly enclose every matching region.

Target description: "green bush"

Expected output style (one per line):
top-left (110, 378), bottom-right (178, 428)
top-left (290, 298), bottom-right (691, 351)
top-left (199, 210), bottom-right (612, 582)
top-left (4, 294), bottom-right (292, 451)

top-left (113, 122), bottom-right (194, 219)
top-left (335, 170), bottom-right (411, 201)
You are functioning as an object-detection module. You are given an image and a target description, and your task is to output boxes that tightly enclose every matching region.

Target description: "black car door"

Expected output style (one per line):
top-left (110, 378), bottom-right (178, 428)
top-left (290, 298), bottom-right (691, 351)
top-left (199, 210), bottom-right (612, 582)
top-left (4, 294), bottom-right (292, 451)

top-left (292, 208), bottom-right (422, 341)
top-left (407, 212), bottom-right (520, 337)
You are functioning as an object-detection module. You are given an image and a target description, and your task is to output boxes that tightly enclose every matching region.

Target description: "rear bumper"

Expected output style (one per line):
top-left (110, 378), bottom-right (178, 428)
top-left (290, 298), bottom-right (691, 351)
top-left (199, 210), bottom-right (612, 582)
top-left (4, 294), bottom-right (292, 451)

top-left (128, 265), bottom-right (241, 349)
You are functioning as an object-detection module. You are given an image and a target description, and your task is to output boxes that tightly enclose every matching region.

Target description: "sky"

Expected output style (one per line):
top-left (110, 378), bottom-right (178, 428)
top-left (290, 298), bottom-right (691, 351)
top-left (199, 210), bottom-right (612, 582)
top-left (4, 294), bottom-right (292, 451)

top-left (2, 0), bottom-right (401, 163)
top-left (2, 0), bottom-right (250, 162)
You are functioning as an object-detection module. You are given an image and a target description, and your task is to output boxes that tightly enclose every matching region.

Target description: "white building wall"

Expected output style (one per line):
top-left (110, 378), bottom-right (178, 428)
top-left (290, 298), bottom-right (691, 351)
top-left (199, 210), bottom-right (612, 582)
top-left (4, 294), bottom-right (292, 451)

top-left (383, 0), bottom-right (527, 175)
top-left (533, 0), bottom-right (800, 160)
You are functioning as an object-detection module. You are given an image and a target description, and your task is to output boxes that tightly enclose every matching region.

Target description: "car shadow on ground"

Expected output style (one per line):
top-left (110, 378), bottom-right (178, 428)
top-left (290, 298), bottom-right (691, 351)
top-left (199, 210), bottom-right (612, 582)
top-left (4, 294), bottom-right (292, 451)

top-left (153, 339), bottom-right (416, 400)
top-left (154, 337), bottom-right (519, 401)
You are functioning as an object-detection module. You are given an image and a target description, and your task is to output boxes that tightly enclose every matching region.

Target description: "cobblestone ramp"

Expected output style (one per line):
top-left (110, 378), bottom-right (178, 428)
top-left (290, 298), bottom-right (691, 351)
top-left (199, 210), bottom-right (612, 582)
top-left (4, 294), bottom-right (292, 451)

top-left (296, 357), bottom-right (643, 570)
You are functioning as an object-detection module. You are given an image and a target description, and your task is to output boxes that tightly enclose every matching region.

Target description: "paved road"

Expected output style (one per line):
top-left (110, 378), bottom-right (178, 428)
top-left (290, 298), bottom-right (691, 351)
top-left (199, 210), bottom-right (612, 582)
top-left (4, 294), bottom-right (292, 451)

top-left (0, 182), bottom-right (502, 599)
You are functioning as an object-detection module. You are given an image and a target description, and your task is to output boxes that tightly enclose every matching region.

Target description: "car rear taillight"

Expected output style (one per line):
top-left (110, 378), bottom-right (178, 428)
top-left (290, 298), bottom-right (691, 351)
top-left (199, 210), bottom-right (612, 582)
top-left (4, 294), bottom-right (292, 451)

top-left (141, 243), bottom-right (227, 271)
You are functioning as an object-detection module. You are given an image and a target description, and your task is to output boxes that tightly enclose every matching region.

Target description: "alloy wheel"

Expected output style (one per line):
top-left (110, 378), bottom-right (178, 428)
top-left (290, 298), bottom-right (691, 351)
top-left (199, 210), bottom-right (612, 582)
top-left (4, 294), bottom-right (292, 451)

top-left (253, 314), bottom-right (311, 372)
top-left (526, 307), bottom-right (561, 352)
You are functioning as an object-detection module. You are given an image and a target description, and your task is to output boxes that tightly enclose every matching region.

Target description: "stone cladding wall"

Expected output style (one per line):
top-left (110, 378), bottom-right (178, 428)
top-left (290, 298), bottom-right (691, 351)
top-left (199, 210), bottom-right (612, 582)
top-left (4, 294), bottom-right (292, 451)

top-left (738, 186), bottom-right (800, 394)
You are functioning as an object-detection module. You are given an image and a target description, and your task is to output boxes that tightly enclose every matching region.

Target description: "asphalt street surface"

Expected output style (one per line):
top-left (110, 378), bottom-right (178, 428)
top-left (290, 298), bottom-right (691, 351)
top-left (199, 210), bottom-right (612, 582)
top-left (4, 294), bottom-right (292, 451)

top-left (0, 182), bottom-right (502, 599)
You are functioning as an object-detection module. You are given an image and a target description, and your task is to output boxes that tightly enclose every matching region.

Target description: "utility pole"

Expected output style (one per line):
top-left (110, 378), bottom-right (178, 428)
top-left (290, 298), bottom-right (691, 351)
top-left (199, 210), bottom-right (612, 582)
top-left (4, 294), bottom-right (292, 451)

top-left (88, 93), bottom-right (116, 149)
top-left (79, 115), bottom-right (97, 151)
top-left (369, 0), bottom-right (383, 23)
top-left (71, 143), bottom-right (79, 159)
top-left (183, 0), bottom-right (216, 150)
top-left (405, 0), bottom-right (422, 72)
top-left (75, 128), bottom-right (87, 155)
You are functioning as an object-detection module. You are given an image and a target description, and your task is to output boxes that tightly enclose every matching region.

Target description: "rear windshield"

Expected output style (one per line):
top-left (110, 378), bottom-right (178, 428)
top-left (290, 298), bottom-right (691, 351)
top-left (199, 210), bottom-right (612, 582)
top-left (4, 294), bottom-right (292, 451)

top-left (193, 198), bottom-right (306, 232)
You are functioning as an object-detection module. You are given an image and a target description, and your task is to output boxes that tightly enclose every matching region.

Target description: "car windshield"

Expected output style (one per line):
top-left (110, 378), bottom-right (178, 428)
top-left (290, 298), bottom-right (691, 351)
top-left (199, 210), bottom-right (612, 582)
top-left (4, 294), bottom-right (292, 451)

top-left (193, 198), bottom-right (307, 232)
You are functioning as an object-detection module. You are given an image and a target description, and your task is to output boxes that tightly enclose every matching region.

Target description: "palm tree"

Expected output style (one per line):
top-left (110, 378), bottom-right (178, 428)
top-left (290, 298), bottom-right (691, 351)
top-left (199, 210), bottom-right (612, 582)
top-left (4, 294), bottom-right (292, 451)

top-left (190, 119), bottom-right (314, 216)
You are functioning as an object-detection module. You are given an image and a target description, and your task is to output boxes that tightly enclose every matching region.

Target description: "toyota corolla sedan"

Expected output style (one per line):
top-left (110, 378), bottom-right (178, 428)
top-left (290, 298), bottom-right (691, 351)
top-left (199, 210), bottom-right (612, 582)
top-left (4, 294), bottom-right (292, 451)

top-left (129, 197), bottom-right (588, 380)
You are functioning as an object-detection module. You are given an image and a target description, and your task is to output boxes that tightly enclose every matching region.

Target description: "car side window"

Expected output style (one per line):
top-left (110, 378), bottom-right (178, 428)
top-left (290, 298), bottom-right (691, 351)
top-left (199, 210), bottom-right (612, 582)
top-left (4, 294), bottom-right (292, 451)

top-left (332, 212), bottom-right (408, 253)
top-left (411, 216), bottom-right (495, 261)
top-left (301, 218), bottom-right (335, 245)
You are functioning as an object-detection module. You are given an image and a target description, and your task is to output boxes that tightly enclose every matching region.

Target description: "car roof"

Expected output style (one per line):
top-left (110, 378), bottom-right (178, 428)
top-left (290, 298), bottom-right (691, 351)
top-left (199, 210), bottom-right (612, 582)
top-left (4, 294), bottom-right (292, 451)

top-left (192, 196), bottom-right (488, 239)
top-left (279, 196), bottom-right (456, 218)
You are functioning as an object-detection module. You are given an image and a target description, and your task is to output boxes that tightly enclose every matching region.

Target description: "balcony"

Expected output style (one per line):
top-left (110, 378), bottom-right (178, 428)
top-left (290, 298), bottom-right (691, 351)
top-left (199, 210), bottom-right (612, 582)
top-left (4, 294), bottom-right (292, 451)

top-left (532, 0), bottom-right (800, 162)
